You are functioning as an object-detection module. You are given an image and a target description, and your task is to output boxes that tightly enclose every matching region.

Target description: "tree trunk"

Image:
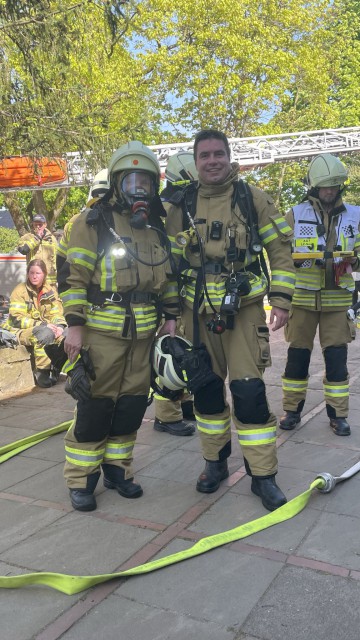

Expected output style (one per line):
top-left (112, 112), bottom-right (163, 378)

top-left (2, 193), bottom-right (29, 236)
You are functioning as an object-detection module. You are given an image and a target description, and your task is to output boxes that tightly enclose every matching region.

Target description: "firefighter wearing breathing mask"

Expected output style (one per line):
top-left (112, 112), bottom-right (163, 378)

top-left (58, 141), bottom-right (178, 512)
top-left (280, 153), bottom-right (360, 437)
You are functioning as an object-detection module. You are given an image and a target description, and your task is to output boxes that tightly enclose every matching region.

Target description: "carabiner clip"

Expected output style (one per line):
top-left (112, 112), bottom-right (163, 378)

top-left (105, 292), bottom-right (123, 304)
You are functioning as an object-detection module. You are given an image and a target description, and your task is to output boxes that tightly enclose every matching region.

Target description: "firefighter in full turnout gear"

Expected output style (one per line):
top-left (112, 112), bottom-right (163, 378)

top-left (164, 129), bottom-right (296, 511)
top-left (3, 258), bottom-right (66, 387)
top-left (153, 151), bottom-right (198, 436)
top-left (58, 142), bottom-right (178, 511)
top-left (280, 153), bottom-right (360, 436)
top-left (56, 168), bottom-right (109, 274)
top-left (18, 214), bottom-right (58, 286)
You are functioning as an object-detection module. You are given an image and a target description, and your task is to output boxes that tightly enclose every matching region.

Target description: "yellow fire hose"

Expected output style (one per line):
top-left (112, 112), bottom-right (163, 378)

top-left (0, 424), bottom-right (359, 595)
top-left (0, 421), bottom-right (71, 464)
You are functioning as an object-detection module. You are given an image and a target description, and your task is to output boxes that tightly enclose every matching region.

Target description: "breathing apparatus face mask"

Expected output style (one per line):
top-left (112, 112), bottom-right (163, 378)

top-left (114, 171), bottom-right (156, 229)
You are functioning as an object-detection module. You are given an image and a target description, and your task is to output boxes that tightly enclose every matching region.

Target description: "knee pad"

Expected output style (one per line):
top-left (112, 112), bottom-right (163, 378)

top-left (324, 346), bottom-right (348, 381)
top-left (230, 378), bottom-right (270, 424)
top-left (75, 398), bottom-right (114, 442)
top-left (284, 347), bottom-right (311, 379)
top-left (111, 395), bottom-right (148, 435)
top-left (194, 376), bottom-right (225, 415)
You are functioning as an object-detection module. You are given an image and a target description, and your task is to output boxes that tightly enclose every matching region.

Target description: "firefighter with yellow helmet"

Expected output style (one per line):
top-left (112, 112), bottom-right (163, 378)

top-left (58, 142), bottom-right (177, 511)
top-left (280, 153), bottom-right (360, 436)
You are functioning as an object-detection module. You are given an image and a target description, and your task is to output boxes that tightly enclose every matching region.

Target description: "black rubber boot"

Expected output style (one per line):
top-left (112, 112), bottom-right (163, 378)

top-left (49, 366), bottom-right (60, 386)
top-left (34, 369), bottom-right (52, 388)
top-left (154, 418), bottom-right (195, 436)
top-left (69, 472), bottom-right (100, 512)
top-left (279, 411), bottom-right (301, 431)
top-left (181, 400), bottom-right (196, 421)
top-left (329, 417), bottom-right (351, 436)
top-left (102, 463), bottom-right (143, 498)
top-left (251, 475), bottom-right (287, 511)
top-left (196, 460), bottom-right (229, 493)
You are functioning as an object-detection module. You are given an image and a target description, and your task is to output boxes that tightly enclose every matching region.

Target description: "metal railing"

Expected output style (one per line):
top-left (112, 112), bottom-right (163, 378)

top-left (1, 126), bottom-right (360, 191)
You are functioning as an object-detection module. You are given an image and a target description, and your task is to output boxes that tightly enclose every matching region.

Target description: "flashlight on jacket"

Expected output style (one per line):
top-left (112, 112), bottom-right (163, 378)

top-left (175, 228), bottom-right (197, 248)
top-left (111, 238), bottom-right (127, 258)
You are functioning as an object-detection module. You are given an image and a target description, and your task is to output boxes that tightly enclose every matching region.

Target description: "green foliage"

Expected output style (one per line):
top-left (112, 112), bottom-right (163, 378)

top-left (55, 187), bottom-right (89, 228)
top-left (0, 227), bottom-right (20, 253)
top-left (0, 0), bottom-right (359, 215)
top-left (0, 1), bottom-right (158, 161)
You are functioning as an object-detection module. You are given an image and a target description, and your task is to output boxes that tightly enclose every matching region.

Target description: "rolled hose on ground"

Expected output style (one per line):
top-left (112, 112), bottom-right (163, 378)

top-left (0, 424), bottom-right (359, 595)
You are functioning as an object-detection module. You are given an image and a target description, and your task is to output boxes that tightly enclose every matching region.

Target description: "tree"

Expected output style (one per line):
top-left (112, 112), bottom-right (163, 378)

top-left (0, 1), bottom-right (166, 233)
top-left (130, 0), bottom-right (338, 136)
top-left (1, 0), bottom-right (359, 228)
top-left (0, 1), bottom-right (164, 160)
top-left (0, 185), bottom-right (89, 234)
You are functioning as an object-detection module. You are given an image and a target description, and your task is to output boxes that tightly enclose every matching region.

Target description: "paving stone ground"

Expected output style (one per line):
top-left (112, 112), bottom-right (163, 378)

top-left (0, 324), bottom-right (359, 640)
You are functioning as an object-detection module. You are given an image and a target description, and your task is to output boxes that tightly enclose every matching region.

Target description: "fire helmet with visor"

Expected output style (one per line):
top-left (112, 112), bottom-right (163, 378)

top-left (87, 168), bottom-right (109, 203)
top-left (165, 151), bottom-right (198, 183)
top-left (306, 153), bottom-right (348, 190)
top-left (108, 141), bottom-right (160, 206)
top-left (152, 334), bottom-right (192, 392)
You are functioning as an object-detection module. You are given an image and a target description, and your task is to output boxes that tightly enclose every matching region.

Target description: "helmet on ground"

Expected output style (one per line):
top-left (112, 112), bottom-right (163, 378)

top-left (152, 334), bottom-right (192, 391)
top-left (306, 154), bottom-right (348, 189)
top-left (90, 169), bottom-right (109, 198)
top-left (165, 151), bottom-right (198, 183)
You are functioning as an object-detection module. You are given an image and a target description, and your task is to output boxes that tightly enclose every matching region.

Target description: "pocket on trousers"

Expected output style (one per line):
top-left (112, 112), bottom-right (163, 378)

top-left (347, 317), bottom-right (356, 341)
top-left (283, 308), bottom-right (294, 342)
top-left (254, 324), bottom-right (272, 368)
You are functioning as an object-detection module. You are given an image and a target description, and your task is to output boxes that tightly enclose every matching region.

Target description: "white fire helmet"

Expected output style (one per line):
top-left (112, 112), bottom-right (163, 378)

top-left (152, 334), bottom-right (192, 391)
top-left (165, 150), bottom-right (198, 183)
top-left (306, 153), bottom-right (348, 189)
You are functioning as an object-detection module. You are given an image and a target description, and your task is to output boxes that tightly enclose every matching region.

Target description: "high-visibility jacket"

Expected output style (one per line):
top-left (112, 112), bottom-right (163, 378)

top-left (57, 200), bottom-right (100, 271)
top-left (288, 196), bottom-right (360, 310)
top-left (165, 169), bottom-right (296, 313)
top-left (57, 212), bottom-right (82, 272)
top-left (58, 200), bottom-right (178, 339)
top-left (18, 228), bottom-right (58, 285)
top-left (4, 282), bottom-right (65, 332)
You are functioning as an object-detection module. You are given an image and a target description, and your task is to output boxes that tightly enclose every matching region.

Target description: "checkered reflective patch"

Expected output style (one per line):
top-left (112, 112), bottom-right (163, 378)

top-left (299, 224), bottom-right (315, 237)
top-left (342, 224), bottom-right (354, 238)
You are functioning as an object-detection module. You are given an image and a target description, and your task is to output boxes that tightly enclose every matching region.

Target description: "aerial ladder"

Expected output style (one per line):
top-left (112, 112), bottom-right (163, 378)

top-left (0, 126), bottom-right (360, 191)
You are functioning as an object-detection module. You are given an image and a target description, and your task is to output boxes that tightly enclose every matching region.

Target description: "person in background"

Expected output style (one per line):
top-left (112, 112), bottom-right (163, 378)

top-left (153, 151), bottom-right (198, 437)
top-left (3, 259), bottom-right (66, 387)
top-left (18, 214), bottom-right (58, 286)
top-left (56, 169), bottom-right (109, 274)
top-left (280, 153), bottom-right (360, 436)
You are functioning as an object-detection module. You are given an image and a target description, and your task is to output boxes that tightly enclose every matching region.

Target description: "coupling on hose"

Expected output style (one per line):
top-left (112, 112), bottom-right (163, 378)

top-left (315, 472), bottom-right (337, 493)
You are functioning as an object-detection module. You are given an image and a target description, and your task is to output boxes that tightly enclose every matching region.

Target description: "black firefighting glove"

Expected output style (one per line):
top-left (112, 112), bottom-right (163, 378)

top-left (32, 324), bottom-right (56, 346)
top-left (0, 329), bottom-right (18, 349)
top-left (44, 339), bottom-right (68, 372)
top-left (65, 349), bottom-right (96, 402)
